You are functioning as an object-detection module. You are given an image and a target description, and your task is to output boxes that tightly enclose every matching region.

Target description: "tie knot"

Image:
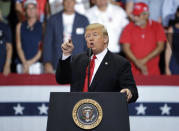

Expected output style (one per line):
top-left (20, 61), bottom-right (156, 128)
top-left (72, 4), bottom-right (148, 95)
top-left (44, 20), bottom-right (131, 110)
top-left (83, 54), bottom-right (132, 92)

top-left (92, 55), bottom-right (97, 60)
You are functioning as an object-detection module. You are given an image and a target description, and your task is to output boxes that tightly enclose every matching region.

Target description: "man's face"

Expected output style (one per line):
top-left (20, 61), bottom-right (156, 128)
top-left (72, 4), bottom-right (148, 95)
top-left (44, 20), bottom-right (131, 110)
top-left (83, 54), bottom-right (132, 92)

top-left (26, 4), bottom-right (37, 18)
top-left (95, 0), bottom-right (108, 8)
top-left (63, 0), bottom-right (75, 13)
top-left (85, 28), bottom-right (108, 55)
top-left (133, 12), bottom-right (148, 26)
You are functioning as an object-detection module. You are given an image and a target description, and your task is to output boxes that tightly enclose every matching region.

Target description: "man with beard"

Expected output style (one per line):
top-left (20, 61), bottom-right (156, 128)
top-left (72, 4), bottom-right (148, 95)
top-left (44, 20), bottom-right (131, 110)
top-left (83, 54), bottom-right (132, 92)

top-left (120, 2), bottom-right (166, 75)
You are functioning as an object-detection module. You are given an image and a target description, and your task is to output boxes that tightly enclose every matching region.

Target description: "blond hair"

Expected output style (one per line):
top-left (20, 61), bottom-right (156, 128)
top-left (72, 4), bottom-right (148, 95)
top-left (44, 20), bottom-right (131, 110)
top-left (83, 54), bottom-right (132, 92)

top-left (85, 23), bottom-right (109, 37)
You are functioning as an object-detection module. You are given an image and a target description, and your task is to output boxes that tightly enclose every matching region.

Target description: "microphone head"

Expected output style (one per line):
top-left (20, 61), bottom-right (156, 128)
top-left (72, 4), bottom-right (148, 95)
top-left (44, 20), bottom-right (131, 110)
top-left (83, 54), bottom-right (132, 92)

top-left (87, 48), bottom-right (93, 57)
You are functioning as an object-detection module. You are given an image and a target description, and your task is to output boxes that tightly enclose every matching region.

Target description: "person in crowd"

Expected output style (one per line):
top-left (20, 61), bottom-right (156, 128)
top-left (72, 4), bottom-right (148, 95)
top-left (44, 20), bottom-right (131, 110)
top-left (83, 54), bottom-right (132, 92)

top-left (165, 7), bottom-right (179, 75)
top-left (0, 0), bottom-right (11, 23)
top-left (162, 0), bottom-right (179, 27)
top-left (74, 0), bottom-right (90, 14)
top-left (56, 23), bottom-right (138, 103)
top-left (15, 0), bottom-right (50, 22)
top-left (89, 0), bottom-right (96, 7)
top-left (16, 0), bottom-right (43, 74)
top-left (0, 9), bottom-right (13, 76)
top-left (120, 2), bottom-right (166, 75)
top-left (43, 0), bottom-right (89, 73)
top-left (48, 0), bottom-right (90, 15)
top-left (86, 0), bottom-right (128, 54)
top-left (126, 0), bottom-right (164, 23)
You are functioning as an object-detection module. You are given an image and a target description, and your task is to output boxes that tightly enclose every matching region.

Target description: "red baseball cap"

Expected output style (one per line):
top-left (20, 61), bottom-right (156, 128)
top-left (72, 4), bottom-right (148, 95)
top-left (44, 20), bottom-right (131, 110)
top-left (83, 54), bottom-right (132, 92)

top-left (132, 2), bottom-right (149, 16)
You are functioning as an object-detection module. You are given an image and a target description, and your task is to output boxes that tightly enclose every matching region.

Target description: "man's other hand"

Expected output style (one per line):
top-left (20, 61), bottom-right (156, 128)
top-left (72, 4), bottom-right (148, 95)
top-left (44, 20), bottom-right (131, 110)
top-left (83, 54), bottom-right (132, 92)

top-left (120, 88), bottom-right (132, 102)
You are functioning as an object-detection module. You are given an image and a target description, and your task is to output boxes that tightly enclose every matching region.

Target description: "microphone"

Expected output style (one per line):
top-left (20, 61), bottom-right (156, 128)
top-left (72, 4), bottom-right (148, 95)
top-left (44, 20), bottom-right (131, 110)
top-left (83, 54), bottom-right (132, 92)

top-left (87, 48), bottom-right (92, 90)
top-left (87, 48), bottom-right (93, 57)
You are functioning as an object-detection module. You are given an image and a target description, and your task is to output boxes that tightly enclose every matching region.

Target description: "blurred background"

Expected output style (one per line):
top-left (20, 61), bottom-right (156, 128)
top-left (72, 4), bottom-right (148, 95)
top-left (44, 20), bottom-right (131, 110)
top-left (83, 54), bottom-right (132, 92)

top-left (0, 0), bottom-right (179, 131)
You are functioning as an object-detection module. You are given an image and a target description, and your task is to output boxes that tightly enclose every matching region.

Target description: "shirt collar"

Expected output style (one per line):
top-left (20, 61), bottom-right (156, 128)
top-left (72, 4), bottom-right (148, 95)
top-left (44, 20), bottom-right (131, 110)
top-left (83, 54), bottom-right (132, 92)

top-left (92, 48), bottom-right (108, 61)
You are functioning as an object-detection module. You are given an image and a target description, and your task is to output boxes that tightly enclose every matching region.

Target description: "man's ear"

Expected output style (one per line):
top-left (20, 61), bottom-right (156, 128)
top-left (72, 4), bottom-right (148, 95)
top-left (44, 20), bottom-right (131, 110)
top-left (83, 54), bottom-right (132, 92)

top-left (104, 35), bottom-right (109, 44)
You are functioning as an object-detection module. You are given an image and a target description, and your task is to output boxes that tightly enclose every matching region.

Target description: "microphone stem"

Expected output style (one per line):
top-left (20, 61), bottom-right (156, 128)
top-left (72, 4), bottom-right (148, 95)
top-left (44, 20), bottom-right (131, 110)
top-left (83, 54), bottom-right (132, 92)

top-left (88, 48), bottom-right (92, 90)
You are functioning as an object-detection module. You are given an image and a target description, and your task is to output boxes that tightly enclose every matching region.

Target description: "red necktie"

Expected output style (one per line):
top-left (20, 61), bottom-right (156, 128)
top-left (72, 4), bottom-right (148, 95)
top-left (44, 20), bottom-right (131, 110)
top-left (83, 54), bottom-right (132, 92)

top-left (83, 55), bottom-right (97, 92)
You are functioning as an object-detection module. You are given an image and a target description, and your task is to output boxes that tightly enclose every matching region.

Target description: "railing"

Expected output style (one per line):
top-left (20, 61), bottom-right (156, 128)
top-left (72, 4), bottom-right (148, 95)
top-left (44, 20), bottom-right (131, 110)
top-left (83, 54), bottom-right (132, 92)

top-left (0, 74), bottom-right (179, 85)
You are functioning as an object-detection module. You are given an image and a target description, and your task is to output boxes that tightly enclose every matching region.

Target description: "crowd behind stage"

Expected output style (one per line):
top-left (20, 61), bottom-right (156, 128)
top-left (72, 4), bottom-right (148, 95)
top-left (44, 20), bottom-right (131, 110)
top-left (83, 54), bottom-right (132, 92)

top-left (0, 0), bottom-right (179, 76)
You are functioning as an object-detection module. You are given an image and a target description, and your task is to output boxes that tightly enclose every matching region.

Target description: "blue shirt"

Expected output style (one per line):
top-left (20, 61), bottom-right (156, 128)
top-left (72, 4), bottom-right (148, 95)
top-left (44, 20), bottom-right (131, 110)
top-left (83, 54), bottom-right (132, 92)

top-left (162, 0), bottom-right (179, 26)
top-left (169, 25), bottom-right (179, 74)
top-left (17, 21), bottom-right (42, 63)
top-left (0, 21), bottom-right (12, 72)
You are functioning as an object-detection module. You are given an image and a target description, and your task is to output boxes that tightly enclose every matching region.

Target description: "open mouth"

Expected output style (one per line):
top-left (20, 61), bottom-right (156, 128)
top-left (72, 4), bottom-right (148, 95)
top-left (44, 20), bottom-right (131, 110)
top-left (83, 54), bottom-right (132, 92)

top-left (89, 42), bottom-right (94, 48)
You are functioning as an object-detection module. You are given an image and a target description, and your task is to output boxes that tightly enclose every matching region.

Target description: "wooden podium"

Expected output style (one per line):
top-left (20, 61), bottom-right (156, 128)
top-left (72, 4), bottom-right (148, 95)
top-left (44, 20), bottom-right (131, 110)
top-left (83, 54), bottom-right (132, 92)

top-left (47, 92), bottom-right (130, 131)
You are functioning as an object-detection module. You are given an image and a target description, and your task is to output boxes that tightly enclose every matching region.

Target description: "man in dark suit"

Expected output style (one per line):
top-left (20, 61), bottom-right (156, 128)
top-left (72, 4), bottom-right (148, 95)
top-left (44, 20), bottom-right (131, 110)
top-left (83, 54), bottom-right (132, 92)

top-left (43, 0), bottom-right (89, 73)
top-left (56, 23), bottom-right (138, 103)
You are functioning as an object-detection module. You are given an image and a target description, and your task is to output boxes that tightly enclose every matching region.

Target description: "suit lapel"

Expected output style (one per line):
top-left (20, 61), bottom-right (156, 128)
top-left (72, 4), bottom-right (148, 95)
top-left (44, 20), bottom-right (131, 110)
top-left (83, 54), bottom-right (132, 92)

top-left (79, 54), bottom-right (89, 91)
top-left (90, 51), bottom-right (112, 91)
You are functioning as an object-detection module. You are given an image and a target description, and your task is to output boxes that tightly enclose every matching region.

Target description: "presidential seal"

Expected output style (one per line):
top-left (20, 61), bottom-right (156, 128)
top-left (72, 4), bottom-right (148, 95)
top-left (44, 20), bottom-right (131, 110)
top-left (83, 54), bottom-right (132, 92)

top-left (72, 99), bottom-right (103, 130)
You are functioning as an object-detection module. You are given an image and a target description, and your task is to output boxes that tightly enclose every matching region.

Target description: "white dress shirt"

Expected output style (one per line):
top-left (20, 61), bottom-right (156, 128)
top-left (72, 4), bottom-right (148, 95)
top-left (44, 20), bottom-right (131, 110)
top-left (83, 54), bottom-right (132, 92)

top-left (90, 48), bottom-right (108, 84)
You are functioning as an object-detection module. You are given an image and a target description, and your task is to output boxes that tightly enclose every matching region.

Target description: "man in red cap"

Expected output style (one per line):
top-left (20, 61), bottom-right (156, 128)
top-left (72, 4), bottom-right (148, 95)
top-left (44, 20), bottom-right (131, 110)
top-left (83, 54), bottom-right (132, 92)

top-left (120, 2), bottom-right (166, 75)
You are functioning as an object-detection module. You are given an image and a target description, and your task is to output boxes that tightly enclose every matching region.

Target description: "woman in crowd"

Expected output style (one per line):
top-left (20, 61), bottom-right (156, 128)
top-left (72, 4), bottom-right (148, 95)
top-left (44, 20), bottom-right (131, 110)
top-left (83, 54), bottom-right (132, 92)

top-left (0, 9), bottom-right (12, 76)
top-left (16, 0), bottom-right (43, 74)
top-left (15, 0), bottom-right (50, 22)
top-left (165, 7), bottom-right (179, 75)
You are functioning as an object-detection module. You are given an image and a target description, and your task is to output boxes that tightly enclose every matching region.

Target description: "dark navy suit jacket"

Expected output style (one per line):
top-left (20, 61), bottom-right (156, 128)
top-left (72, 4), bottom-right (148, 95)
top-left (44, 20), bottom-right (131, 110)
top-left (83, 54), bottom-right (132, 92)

top-left (43, 11), bottom-right (89, 69)
top-left (56, 50), bottom-right (138, 103)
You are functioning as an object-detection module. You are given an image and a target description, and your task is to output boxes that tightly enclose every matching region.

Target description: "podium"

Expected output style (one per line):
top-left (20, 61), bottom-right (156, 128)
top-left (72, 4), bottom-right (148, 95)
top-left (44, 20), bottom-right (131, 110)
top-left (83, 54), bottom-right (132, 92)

top-left (47, 92), bottom-right (130, 131)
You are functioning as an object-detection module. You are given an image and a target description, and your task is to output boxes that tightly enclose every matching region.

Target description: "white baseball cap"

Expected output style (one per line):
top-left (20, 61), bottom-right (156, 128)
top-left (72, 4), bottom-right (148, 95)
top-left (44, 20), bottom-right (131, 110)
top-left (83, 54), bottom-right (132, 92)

top-left (24, 0), bottom-right (37, 8)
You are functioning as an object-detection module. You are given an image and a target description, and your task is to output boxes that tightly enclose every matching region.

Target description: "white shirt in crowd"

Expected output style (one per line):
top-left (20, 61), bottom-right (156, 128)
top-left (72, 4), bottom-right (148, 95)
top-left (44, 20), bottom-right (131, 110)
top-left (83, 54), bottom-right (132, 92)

top-left (17, 62), bottom-right (44, 74)
top-left (86, 3), bottom-right (129, 53)
top-left (62, 13), bottom-right (75, 42)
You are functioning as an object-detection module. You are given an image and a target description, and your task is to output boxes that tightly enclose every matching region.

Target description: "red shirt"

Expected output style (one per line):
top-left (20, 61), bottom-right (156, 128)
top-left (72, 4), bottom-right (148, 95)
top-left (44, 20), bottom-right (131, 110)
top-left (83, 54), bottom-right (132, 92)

top-left (120, 20), bottom-right (166, 75)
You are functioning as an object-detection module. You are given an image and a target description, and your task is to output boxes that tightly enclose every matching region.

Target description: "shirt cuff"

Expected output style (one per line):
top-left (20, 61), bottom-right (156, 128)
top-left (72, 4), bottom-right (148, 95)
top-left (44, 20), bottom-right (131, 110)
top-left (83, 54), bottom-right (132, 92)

top-left (62, 54), bottom-right (71, 60)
